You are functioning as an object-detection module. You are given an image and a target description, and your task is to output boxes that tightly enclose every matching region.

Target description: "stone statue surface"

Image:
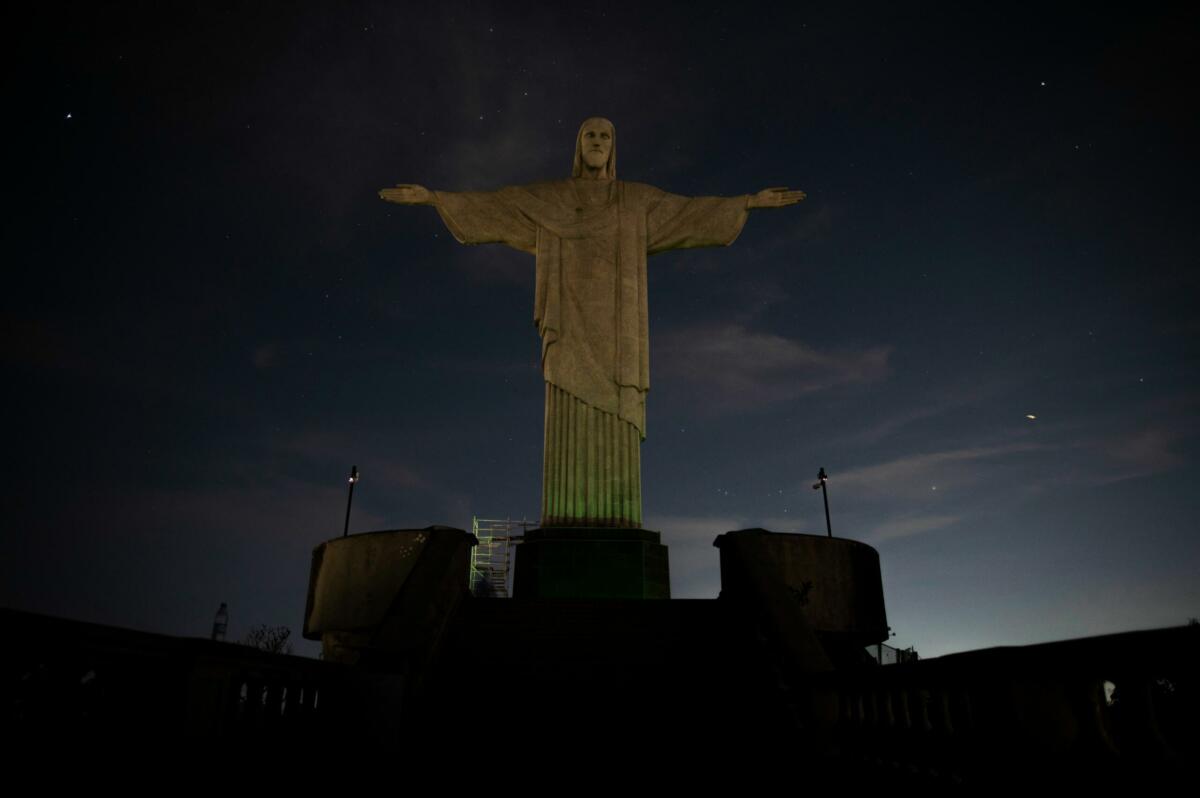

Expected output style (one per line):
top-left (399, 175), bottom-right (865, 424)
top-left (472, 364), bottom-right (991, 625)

top-left (380, 118), bottom-right (804, 529)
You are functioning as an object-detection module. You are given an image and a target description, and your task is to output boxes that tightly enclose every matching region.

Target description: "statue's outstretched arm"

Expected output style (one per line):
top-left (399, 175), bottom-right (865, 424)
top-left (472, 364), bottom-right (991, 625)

top-left (379, 184), bottom-right (436, 206)
top-left (747, 186), bottom-right (806, 209)
top-left (381, 183), bottom-right (536, 253)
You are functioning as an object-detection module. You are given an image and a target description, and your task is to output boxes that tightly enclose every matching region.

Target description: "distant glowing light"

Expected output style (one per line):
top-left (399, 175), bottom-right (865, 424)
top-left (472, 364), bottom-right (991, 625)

top-left (1026, 414), bottom-right (1037, 420)
top-left (65, 113), bottom-right (72, 120)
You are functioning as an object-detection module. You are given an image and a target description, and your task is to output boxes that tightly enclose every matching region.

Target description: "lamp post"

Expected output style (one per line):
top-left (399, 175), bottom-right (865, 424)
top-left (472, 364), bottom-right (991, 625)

top-left (343, 465), bottom-right (359, 538)
top-left (211, 602), bottom-right (228, 641)
top-left (812, 467), bottom-right (832, 538)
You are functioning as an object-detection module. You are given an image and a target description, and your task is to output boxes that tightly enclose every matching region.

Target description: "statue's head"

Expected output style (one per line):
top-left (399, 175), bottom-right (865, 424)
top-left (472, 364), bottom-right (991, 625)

top-left (572, 117), bottom-right (616, 179)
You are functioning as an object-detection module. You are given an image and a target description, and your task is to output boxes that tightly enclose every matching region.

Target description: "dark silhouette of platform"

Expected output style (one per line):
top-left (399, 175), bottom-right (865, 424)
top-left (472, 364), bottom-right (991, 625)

top-left (6, 525), bottom-right (1197, 787)
top-left (418, 597), bottom-right (797, 739)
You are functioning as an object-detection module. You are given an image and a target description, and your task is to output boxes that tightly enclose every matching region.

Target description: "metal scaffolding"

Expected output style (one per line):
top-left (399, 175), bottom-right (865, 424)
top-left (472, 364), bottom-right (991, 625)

top-left (469, 517), bottom-right (529, 598)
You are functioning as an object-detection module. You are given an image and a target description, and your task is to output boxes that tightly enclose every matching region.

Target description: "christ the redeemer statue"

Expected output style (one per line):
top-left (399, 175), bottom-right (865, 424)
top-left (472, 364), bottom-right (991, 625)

top-left (380, 118), bottom-right (804, 530)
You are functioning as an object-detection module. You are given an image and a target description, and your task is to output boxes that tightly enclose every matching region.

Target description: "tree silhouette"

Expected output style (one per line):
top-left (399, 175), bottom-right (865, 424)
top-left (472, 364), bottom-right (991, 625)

top-left (242, 624), bottom-right (294, 656)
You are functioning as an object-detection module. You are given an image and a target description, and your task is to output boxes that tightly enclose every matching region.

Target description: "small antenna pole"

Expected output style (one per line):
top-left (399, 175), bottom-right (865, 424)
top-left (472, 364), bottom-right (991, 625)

top-left (812, 467), bottom-right (832, 538)
top-left (343, 466), bottom-right (359, 537)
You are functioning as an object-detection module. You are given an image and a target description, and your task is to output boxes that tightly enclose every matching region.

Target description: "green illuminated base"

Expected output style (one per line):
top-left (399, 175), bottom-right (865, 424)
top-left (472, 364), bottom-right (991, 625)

top-left (513, 528), bottom-right (670, 599)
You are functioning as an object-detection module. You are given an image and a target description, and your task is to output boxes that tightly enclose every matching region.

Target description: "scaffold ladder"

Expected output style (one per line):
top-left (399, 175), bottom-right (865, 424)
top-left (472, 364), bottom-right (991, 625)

top-left (469, 517), bottom-right (529, 598)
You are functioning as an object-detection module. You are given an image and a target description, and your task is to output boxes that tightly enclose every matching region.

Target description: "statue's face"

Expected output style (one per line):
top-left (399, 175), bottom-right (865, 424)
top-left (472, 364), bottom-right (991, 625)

top-left (579, 122), bottom-right (613, 170)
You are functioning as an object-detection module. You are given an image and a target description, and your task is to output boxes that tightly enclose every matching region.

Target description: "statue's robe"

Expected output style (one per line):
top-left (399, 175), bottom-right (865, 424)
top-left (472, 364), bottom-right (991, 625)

top-left (435, 179), bottom-right (748, 527)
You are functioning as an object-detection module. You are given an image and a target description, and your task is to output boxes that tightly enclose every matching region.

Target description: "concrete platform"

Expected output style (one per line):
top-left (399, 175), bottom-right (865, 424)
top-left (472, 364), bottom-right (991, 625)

top-left (513, 527), bottom-right (670, 599)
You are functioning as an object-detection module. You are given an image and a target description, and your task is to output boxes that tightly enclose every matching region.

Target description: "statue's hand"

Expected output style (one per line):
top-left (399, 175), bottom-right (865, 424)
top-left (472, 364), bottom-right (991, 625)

top-left (748, 186), bottom-right (806, 209)
top-left (378, 184), bottom-right (434, 205)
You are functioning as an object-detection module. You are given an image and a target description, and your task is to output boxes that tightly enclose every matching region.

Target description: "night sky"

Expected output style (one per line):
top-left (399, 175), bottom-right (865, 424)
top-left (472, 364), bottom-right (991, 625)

top-left (5, 1), bottom-right (1197, 658)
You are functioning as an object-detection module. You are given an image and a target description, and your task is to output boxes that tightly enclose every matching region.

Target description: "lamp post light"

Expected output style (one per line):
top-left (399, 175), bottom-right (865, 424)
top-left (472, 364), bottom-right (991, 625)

top-left (812, 467), bottom-right (832, 538)
top-left (343, 465), bottom-right (359, 538)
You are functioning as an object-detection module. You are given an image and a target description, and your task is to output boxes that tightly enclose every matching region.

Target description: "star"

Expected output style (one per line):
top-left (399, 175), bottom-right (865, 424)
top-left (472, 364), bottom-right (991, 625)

top-left (65, 113), bottom-right (72, 120)
top-left (1025, 414), bottom-right (1037, 420)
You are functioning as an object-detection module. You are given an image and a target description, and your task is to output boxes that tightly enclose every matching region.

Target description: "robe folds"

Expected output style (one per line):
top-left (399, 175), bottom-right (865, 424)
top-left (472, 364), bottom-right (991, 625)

top-left (435, 179), bottom-right (749, 527)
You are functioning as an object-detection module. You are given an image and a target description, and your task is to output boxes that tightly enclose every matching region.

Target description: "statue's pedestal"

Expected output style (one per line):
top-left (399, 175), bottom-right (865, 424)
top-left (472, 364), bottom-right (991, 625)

top-left (513, 527), bottom-right (670, 599)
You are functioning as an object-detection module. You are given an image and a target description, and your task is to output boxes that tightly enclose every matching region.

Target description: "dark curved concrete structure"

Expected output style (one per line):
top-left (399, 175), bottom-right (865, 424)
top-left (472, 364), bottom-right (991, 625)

top-left (716, 528), bottom-right (888, 648)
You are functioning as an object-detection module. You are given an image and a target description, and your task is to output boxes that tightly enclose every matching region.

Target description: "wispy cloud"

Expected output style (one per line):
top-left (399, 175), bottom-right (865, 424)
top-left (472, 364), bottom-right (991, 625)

top-left (1010, 429), bottom-right (1186, 493)
top-left (752, 201), bottom-right (837, 249)
top-left (862, 513), bottom-right (964, 545)
top-left (650, 514), bottom-right (747, 542)
top-left (649, 514), bottom-right (744, 599)
top-left (841, 377), bottom-right (1015, 446)
top-left (835, 443), bottom-right (1050, 499)
top-left (443, 113), bottom-right (560, 190)
top-left (655, 322), bottom-right (891, 412)
top-left (139, 478), bottom-right (389, 545)
top-left (1095, 427), bottom-right (1186, 484)
top-left (280, 430), bottom-right (446, 495)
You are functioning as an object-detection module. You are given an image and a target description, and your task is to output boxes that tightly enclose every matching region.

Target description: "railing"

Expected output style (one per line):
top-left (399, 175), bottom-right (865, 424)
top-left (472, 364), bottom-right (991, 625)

top-left (866, 641), bottom-right (919, 665)
top-left (7, 602), bottom-right (1196, 778)
top-left (712, 530), bottom-right (1198, 783)
top-left (799, 624), bottom-right (1199, 785)
top-left (3, 608), bottom-right (345, 745)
